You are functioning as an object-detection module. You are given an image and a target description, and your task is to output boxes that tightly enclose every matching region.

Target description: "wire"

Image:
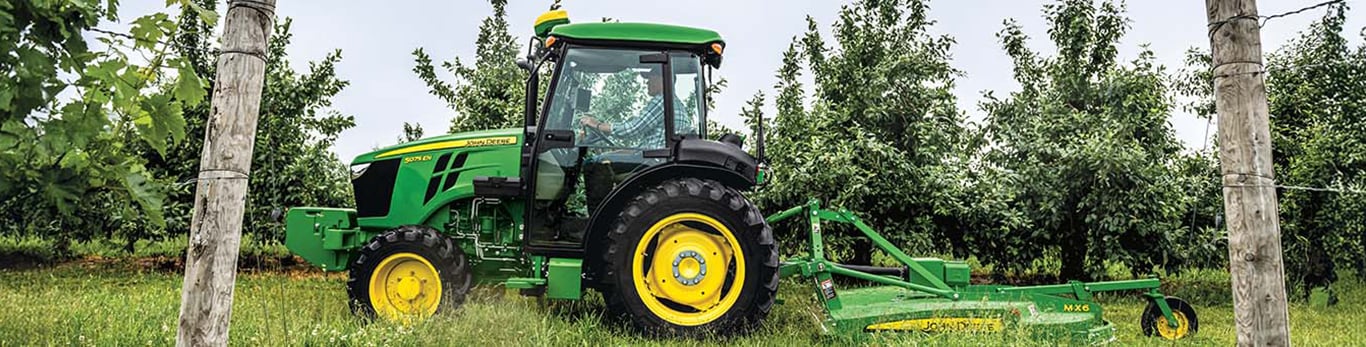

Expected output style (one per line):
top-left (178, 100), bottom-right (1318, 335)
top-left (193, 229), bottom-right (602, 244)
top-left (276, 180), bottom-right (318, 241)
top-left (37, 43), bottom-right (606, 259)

top-left (1207, 1), bottom-right (1350, 78)
top-left (1223, 183), bottom-right (1366, 194)
top-left (1260, 0), bottom-right (1345, 24)
top-left (1213, 60), bottom-right (1352, 78)
top-left (1208, 0), bottom-right (1346, 39)
top-left (88, 27), bottom-right (172, 47)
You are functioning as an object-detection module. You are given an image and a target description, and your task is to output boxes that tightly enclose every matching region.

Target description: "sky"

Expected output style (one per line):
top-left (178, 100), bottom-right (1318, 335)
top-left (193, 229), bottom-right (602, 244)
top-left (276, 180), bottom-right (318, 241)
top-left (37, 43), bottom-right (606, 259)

top-left (114, 1), bottom-right (1366, 161)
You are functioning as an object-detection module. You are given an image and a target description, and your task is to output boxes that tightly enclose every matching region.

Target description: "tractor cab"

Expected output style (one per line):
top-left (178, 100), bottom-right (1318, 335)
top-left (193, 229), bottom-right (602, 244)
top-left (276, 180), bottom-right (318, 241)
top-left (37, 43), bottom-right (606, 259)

top-left (481, 14), bottom-right (761, 259)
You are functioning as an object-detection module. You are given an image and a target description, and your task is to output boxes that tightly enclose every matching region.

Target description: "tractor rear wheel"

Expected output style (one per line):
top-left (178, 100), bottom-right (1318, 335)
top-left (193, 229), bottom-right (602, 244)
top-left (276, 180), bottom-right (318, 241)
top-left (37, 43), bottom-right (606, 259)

top-left (1141, 296), bottom-right (1198, 340)
top-left (347, 226), bottom-right (472, 323)
top-left (601, 178), bottom-right (779, 337)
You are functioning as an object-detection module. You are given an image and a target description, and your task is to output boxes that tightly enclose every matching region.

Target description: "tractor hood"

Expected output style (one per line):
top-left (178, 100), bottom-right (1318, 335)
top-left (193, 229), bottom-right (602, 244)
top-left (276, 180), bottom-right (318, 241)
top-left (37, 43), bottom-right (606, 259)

top-left (350, 128), bottom-right (522, 165)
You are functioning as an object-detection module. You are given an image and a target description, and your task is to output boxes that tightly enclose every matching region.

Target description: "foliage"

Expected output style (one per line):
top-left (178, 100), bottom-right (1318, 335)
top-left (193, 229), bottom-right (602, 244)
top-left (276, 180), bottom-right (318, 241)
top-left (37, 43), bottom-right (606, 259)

top-left (135, 6), bottom-right (356, 243)
top-left (413, 0), bottom-right (524, 134)
top-left (0, 0), bottom-right (211, 247)
top-left (737, 91), bottom-right (765, 151)
top-left (1260, 6), bottom-right (1366, 296)
top-left (759, 0), bottom-right (972, 262)
top-left (399, 122), bottom-right (425, 142)
top-left (1174, 5), bottom-right (1366, 296)
top-left (980, 0), bottom-right (1189, 279)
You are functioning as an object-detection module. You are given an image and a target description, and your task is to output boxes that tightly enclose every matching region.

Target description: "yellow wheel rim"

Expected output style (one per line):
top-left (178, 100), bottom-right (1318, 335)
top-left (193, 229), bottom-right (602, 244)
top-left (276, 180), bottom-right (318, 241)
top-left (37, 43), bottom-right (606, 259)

top-left (1155, 311), bottom-right (1191, 339)
top-left (369, 252), bottom-right (442, 323)
top-left (631, 213), bottom-right (746, 326)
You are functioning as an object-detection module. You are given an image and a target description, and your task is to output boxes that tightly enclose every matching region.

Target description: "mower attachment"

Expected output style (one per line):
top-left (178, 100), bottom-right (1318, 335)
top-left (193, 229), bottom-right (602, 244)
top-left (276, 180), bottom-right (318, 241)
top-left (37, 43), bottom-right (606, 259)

top-left (768, 200), bottom-right (1195, 344)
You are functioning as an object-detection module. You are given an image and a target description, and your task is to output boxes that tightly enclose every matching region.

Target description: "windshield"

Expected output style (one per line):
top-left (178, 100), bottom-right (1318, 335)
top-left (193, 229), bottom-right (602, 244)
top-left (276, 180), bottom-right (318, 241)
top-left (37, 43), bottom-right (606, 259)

top-left (543, 47), bottom-right (704, 149)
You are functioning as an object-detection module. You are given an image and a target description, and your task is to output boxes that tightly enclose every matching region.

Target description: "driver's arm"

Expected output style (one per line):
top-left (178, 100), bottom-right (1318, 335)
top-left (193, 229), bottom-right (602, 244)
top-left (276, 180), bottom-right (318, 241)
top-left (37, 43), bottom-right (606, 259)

top-left (607, 97), bottom-right (664, 138)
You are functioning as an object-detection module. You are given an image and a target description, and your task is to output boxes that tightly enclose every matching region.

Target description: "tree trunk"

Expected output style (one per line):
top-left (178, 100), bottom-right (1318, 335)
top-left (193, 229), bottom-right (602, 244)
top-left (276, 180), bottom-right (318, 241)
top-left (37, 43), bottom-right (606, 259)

top-left (175, 1), bottom-right (276, 346)
top-left (1059, 225), bottom-right (1088, 282)
top-left (1206, 0), bottom-right (1292, 345)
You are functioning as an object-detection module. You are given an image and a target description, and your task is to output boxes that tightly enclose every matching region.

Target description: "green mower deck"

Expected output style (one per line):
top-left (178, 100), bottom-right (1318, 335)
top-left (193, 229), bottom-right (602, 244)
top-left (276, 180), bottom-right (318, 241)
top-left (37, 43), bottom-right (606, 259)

top-left (770, 199), bottom-right (1193, 344)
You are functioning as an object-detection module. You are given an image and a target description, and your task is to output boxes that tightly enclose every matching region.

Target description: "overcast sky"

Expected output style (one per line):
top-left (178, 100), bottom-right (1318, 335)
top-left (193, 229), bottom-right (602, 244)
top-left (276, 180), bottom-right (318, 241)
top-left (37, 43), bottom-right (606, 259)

top-left (115, 1), bottom-right (1364, 161)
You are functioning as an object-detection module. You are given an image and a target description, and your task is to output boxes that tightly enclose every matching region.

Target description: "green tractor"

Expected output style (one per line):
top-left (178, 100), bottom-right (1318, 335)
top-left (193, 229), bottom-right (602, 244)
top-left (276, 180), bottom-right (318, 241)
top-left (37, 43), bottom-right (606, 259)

top-left (285, 9), bottom-right (1198, 343)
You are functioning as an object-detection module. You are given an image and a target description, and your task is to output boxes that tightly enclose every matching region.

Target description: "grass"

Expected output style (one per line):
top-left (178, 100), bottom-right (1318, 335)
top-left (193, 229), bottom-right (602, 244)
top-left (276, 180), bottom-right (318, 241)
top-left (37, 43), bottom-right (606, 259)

top-left (0, 263), bottom-right (1362, 346)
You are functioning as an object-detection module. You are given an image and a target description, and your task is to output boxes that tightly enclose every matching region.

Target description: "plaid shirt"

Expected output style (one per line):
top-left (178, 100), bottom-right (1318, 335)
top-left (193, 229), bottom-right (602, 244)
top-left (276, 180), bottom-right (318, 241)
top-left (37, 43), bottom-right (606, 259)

top-left (613, 95), bottom-right (694, 148)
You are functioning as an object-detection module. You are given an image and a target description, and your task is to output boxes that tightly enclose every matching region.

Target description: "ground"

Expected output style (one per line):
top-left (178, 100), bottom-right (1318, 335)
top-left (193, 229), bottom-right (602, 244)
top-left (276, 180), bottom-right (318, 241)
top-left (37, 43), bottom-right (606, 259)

top-left (0, 263), bottom-right (1360, 346)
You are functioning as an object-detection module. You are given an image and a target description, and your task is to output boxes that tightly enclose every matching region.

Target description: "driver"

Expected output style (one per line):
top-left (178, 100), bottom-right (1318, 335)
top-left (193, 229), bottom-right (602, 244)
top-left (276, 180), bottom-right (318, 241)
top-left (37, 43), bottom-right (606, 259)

top-left (576, 67), bottom-right (692, 209)
top-left (577, 67), bottom-right (676, 146)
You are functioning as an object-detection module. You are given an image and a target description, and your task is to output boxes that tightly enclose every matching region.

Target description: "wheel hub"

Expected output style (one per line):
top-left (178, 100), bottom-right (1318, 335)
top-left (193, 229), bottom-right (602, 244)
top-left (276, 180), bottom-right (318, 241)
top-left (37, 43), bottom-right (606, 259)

top-left (671, 250), bottom-right (707, 285)
top-left (1156, 311), bottom-right (1190, 339)
top-left (368, 253), bottom-right (442, 322)
top-left (633, 213), bottom-right (747, 326)
top-left (391, 275), bottom-right (424, 300)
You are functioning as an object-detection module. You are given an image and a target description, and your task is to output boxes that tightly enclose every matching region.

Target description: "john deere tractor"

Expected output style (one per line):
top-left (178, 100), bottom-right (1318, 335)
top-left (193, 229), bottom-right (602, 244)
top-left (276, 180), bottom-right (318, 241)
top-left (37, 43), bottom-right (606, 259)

top-left (286, 9), bottom-right (1198, 343)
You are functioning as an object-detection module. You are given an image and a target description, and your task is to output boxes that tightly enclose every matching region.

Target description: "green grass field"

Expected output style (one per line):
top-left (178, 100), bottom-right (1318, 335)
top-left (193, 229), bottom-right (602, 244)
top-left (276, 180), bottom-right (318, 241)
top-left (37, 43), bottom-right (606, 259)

top-left (0, 263), bottom-right (1360, 346)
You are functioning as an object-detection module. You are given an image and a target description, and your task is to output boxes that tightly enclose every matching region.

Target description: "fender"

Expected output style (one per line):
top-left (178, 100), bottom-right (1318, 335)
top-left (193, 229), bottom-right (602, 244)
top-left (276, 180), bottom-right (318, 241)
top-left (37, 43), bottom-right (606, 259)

top-left (578, 138), bottom-right (759, 282)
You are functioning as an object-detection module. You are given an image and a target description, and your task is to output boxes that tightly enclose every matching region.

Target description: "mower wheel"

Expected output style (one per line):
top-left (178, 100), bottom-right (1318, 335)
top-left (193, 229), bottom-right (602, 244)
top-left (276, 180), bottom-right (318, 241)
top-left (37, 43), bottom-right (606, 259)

top-left (601, 178), bottom-right (779, 337)
top-left (1141, 296), bottom-right (1198, 340)
top-left (347, 225), bottom-right (472, 323)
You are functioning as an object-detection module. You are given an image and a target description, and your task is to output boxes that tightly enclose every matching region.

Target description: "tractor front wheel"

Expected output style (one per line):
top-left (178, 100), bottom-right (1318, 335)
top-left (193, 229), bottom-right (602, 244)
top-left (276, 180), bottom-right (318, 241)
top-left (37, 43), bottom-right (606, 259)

top-left (601, 178), bottom-right (779, 337)
top-left (347, 226), bottom-right (472, 323)
top-left (1141, 296), bottom-right (1198, 340)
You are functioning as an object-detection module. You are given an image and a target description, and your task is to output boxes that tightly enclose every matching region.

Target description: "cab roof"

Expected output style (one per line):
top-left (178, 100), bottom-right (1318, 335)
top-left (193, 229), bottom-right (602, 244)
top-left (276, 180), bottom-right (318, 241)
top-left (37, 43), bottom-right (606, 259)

top-left (549, 22), bottom-right (724, 47)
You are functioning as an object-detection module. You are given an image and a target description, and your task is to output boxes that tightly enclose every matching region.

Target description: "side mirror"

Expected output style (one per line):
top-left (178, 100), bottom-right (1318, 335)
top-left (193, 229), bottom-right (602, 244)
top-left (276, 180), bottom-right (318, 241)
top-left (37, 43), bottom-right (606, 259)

top-left (575, 88), bottom-right (592, 112)
top-left (516, 59), bottom-right (533, 72)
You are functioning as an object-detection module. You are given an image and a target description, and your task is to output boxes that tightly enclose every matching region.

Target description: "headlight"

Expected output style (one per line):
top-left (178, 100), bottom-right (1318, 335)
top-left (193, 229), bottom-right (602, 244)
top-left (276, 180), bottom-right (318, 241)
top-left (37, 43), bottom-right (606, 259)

top-left (350, 163), bottom-right (370, 180)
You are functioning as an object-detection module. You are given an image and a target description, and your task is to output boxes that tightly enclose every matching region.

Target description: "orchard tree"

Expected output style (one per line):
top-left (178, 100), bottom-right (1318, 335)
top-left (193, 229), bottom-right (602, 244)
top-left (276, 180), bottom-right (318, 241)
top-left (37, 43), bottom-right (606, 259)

top-left (0, 1), bottom-right (210, 246)
top-left (1173, 5), bottom-right (1366, 297)
top-left (761, 0), bottom-right (972, 263)
top-left (982, 0), bottom-right (1186, 280)
top-left (1261, 6), bottom-right (1366, 297)
top-left (413, 0), bottom-right (524, 134)
top-left (135, 3), bottom-right (355, 244)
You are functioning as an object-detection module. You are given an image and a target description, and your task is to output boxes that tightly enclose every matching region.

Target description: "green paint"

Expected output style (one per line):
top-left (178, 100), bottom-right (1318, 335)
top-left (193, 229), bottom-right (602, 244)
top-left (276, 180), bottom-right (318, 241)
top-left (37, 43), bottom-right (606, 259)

top-left (284, 207), bottom-right (366, 271)
top-left (549, 22), bottom-right (723, 46)
top-left (284, 126), bottom-right (527, 282)
top-left (767, 200), bottom-right (1181, 344)
top-left (546, 258), bottom-right (583, 300)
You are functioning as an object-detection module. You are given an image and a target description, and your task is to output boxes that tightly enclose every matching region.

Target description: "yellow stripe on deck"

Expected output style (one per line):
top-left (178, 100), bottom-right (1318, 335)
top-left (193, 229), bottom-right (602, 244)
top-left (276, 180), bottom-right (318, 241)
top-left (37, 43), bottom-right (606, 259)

top-left (865, 317), bottom-right (1005, 332)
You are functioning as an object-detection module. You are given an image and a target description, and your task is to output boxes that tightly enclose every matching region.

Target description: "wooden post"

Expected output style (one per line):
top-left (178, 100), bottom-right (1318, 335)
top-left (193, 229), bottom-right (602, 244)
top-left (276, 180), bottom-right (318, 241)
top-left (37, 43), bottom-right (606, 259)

top-left (1205, 0), bottom-right (1291, 345)
top-left (175, 0), bottom-right (275, 346)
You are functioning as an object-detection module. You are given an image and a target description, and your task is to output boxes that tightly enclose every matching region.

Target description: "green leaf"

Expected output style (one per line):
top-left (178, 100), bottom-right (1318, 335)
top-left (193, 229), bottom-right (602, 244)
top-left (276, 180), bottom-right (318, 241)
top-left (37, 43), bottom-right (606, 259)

top-left (129, 14), bottom-right (167, 50)
top-left (188, 1), bottom-right (219, 27)
top-left (123, 165), bottom-right (166, 228)
top-left (174, 62), bottom-right (207, 107)
top-left (135, 93), bottom-right (186, 156)
top-left (58, 149), bottom-right (89, 169)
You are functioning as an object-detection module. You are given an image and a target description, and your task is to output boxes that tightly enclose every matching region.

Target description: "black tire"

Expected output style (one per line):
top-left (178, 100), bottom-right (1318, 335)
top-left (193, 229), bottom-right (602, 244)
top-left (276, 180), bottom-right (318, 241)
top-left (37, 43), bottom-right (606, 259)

top-left (600, 178), bottom-right (779, 337)
top-left (1141, 296), bottom-right (1199, 339)
top-left (347, 225), bottom-right (472, 321)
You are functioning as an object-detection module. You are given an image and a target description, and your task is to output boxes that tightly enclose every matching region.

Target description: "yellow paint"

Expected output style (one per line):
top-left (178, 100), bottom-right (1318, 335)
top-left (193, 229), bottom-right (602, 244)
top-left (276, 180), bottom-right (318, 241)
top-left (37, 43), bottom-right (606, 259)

top-left (368, 252), bottom-right (442, 323)
top-left (632, 213), bottom-right (744, 326)
top-left (535, 9), bottom-right (568, 26)
top-left (375, 136), bottom-right (517, 158)
top-left (865, 317), bottom-right (1005, 332)
top-left (402, 155), bottom-right (432, 164)
top-left (1156, 311), bottom-right (1191, 339)
top-left (1063, 303), bottom-right (1091, 312)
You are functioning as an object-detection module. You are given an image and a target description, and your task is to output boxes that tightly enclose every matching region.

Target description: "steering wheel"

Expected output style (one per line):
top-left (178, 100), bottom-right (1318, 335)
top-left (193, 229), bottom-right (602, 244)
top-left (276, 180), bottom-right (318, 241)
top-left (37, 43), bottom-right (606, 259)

top-left (580, 121), bottom-right (618, 147)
